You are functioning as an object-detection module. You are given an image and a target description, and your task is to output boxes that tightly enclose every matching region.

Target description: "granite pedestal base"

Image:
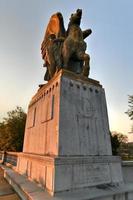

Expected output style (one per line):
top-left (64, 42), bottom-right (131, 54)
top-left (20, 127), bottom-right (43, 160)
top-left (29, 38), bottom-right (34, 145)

top-left (17, 154), bottom-right (123, 195)
top-left (17, 70), bottom-right (123, 195)
top-left (22, 70), bottom-right (112, 156)
top-left (2, 165), bottom-right (133, 200)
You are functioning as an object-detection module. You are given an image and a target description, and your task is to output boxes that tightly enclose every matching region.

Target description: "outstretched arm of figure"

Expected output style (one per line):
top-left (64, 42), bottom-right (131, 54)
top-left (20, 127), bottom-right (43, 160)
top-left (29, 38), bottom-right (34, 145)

top-left (82, 29), bottom-right (92, 39)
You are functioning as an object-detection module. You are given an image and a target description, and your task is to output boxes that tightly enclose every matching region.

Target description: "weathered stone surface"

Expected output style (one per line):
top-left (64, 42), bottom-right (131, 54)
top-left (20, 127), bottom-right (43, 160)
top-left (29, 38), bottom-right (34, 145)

top-left (122, 161), bottom-right (133, 183)
top-left (3, 164), bottom-right (133, 200)
top-left (17, 153), bottom-right (123, 194)
top-left (23, 70), bottom-right (111, 156)
top-left (0, 167), bottom-right (20, 200)
top-left (59, 73), bottom-right (111, 155)
top-left (17, 70), bottom-right (123, 195)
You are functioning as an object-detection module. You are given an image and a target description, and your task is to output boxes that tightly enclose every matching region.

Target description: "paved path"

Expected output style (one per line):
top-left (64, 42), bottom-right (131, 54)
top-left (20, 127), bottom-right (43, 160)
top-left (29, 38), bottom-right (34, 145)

top-left (0, 167), bottom-right (20, 200)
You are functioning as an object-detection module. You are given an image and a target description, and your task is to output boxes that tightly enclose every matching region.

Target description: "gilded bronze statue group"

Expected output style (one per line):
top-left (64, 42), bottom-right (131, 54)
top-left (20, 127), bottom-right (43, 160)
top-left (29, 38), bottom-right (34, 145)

top-left (41, 9), bottom-right (92, 81)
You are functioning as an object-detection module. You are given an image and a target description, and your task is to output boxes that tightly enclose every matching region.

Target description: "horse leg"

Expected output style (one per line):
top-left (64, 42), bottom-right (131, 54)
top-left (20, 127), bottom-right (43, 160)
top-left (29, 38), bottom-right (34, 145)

top-left (50, 61), bottom-right (56, 77)
top-left (63, 50), bottom-right (71, 69)
top-left (62, 41), bottom-right (72, 69)
top-left (46, 50), bottom-right (56, 78)
top-left (79, 53), bottom-right (90, 77)
top-left (56, 55), bottom-right (62, 72)
top-left (46, 58), bottom-right (56, 78)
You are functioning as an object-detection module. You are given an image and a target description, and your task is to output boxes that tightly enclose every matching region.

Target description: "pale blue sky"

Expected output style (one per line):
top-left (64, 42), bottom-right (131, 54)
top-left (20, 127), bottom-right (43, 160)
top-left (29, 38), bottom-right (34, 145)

top-left (0, 0), bottom-right (133, 139)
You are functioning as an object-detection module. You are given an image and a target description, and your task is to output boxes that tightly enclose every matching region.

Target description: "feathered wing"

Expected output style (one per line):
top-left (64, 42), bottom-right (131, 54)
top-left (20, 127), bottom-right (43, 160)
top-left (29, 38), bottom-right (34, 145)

top-left (41, 12), bottom-right (65, 60)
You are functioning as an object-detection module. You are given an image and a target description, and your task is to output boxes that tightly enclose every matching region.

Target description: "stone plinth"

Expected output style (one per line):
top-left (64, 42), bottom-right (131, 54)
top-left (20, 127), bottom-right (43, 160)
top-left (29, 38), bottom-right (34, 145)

top-left (17, 70), bottom-right (123, 195)
top-left (23, 69), bottom-right (112, 156)
top-left (17, 154), bottom-right (123, 195)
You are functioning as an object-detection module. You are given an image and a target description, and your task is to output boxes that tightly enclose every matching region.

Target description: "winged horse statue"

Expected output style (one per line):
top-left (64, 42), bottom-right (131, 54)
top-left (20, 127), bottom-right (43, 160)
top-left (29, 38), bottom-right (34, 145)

top-left (41, 9), bottom-right (92, 81)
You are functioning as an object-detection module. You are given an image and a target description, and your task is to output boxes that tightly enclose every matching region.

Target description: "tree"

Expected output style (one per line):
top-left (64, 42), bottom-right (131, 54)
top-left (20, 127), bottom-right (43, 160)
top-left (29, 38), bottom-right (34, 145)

top-left (126, 95), bottom-right (133, 132)
top-left (0, 107), bottom-right (26, 152)
top-left (111, 132), bottom-right (128, 155)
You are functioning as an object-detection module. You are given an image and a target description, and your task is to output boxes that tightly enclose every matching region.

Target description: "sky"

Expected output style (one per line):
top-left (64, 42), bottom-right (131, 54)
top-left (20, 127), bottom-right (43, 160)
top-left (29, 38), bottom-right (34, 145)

top-left (0, 0), bottom-right (133, 140)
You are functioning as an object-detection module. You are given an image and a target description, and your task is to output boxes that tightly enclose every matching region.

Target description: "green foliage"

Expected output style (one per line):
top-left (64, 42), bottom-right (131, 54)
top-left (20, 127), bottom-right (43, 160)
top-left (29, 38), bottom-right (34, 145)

top-left (111, 131), bottom-right (128, 155)
top-left (0, 107), bottom-right (26, 152)
top-left (126, 95), bottom-right (133, 120)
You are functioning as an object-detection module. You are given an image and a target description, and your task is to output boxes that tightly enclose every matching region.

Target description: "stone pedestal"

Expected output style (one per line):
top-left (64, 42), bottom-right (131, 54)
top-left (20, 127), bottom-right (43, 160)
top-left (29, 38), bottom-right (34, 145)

top-left (17, 70), bottom-right (123, 195)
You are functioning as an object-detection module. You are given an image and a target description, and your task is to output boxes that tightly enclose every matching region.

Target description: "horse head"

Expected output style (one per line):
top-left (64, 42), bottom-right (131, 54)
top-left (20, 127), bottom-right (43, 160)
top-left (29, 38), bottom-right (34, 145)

top-left (69, 9), bottom-right (82, 26)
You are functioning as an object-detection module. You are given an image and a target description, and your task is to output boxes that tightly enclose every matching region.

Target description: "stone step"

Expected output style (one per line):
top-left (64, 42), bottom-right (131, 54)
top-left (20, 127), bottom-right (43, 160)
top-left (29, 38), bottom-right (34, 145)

top-left (0, 194), bottom-right (20, 200)
top-left (1, 164), bottom-right (133, 200)
top-left (0, 167), bottom-right (20, 200)
top-left (1, 165), bottom-right (47, 200)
